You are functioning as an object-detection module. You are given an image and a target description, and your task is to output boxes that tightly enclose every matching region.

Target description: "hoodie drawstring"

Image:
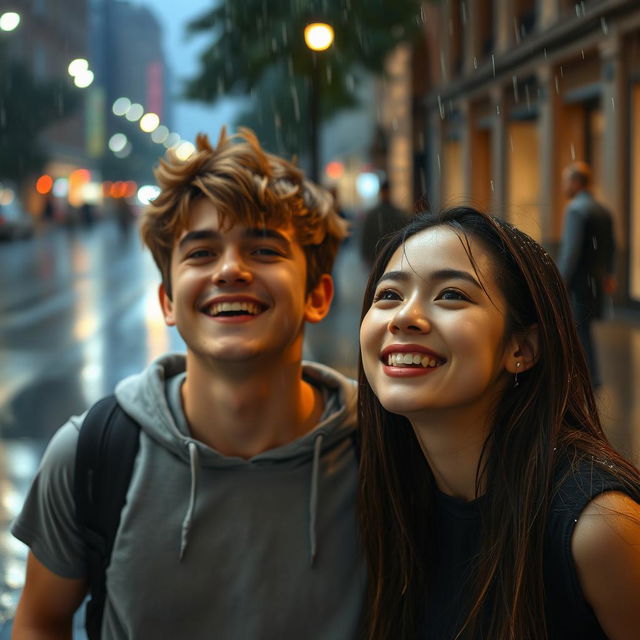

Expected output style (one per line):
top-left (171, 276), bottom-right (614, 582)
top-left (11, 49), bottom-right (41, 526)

top-left (309, 432), bottom-right (324, 567)
top-left (180, 441), bottom-right (200, 560)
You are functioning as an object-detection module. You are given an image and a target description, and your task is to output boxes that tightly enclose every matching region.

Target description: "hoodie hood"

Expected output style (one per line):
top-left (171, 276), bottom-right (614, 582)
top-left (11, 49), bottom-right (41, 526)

top-left (114, 353), bottom-right (357, 466)
top-left (114, 353), bottom-right (358, 563)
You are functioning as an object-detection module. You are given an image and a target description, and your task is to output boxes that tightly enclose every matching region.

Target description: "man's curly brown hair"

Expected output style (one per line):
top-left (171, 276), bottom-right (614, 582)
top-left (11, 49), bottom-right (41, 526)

top-left (141, 127), bottom-right (348, 298)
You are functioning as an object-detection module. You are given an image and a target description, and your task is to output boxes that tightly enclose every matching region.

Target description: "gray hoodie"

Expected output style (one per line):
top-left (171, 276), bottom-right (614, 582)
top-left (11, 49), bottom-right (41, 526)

top-left (13, 354), bottom-right (365, 639)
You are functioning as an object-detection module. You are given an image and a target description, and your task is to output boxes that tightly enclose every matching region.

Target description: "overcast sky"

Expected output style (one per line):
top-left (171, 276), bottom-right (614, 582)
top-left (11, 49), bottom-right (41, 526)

top-left (133, 0), bottom-right (245, 143)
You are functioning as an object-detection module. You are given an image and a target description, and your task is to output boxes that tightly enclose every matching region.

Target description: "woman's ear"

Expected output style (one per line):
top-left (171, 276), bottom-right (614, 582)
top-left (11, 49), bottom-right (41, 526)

top-left (505, 323), bottom-right (539, 374)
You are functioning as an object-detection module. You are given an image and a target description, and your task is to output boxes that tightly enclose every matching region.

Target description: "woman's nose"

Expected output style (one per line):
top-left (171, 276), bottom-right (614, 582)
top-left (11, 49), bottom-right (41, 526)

top-left (388, 302), bottom-right (431, 335)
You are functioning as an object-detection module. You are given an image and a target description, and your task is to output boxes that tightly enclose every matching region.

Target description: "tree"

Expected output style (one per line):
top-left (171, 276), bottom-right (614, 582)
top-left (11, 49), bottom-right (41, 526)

top-left (183, 0), bottom-right (426, 158)
top-left (0, 46), bottom-right (79, 186)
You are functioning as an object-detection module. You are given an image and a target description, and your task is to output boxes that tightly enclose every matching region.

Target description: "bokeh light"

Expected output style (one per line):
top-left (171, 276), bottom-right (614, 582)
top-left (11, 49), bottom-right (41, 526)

top-left (163, 132), bottom-right (181, 148)
top-left (0, 12), bottom-right (21, 32)
top-left (108, 133), bottom-right (128, 153)
top-left (140, 113), bottom-right (160, 133)
top-left (125, 103), bottom-right (144, 121)
top-left (151, 125), bottom-right (169, 144)
top-left (175, 141), bottom-right (196, 161)
top-left (137, 185), bottom-right (160, 205)
top-left (325, 161), bottom-right (344, 180)
top-left (112, 97), bottom-right (131, 116)
top-left (36, 175), bottom-right (54, 195)
top-left (68, 58), bottom-right (89, 77)
top-left (73, 70), bottom-right (94, 88)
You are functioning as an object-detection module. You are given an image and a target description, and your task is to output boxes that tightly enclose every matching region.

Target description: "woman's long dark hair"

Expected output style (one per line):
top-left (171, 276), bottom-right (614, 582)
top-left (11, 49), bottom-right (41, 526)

top-left (358, 206), bottom-right (640, 639)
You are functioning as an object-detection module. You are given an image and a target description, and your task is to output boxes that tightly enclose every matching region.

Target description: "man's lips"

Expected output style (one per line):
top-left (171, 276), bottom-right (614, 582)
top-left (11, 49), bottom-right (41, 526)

top-left (200, 296), bottom-right (268, 318)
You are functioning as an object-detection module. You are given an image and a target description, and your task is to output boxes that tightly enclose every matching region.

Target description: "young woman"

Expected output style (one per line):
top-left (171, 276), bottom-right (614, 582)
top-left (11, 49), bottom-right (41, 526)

top-left (358, 206), bottom-right (640, 640)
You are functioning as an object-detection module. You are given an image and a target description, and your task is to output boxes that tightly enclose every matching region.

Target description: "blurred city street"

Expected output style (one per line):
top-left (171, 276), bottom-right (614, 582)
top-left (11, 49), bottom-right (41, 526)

top-left (1, 217), bottom-right (640, 637)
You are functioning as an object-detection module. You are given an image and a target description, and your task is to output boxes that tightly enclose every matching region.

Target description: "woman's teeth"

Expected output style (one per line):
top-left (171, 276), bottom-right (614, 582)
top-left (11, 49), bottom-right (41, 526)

top-left (386, 352), bottom-right (441, 368)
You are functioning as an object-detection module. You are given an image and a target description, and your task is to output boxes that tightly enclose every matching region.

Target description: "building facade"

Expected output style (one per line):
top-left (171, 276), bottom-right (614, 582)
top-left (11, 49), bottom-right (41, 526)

top-left (418, 0), bottom-right (640, 307)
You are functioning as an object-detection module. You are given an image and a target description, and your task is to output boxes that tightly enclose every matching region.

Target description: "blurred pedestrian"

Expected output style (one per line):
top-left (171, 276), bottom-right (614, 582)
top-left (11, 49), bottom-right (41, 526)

top-left (11, 128), bottom-right (364, 639)
top-left (557, 161), bottom-right (616, 389)
top-left (359, 179), bottom-right (408, 268)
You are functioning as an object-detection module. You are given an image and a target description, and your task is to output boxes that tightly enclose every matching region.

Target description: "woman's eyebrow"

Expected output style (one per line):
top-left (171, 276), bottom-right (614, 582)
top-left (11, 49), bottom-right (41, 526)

top-left (376, 268), bottom-right (482, 289)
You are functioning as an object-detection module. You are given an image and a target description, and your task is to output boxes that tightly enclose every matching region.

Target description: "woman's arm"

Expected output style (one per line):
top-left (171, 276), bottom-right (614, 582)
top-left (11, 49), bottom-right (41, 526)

top-left (572, 490), bottom-right (640, 640)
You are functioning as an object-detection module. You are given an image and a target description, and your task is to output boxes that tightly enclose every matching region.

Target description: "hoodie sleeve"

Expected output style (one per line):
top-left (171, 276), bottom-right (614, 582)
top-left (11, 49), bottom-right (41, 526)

top-left (11, 417), bottom-right (88, 579)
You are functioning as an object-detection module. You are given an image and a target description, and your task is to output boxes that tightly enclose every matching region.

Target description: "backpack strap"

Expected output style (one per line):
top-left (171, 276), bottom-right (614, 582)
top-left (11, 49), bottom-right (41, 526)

top-left (74, 395), bottom-right (140, 640)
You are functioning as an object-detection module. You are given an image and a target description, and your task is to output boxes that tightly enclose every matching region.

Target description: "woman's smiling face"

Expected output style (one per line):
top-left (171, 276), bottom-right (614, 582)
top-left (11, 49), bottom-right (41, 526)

top-left (360, 225), bottom-right (515, 425)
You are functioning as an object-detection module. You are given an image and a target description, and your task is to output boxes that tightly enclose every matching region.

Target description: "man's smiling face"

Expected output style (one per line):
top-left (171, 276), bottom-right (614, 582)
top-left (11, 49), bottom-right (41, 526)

top-left (160, 197), bottom-right (326, 367)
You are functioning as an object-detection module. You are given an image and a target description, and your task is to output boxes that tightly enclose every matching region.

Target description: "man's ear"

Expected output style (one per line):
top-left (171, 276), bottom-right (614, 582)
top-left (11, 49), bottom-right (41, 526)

top-left (505, 323), bottom-right (539, 374)
top-left (158, 283), bottom-right (176, 327)
top-left (304, 274), bottom-right (334, 324)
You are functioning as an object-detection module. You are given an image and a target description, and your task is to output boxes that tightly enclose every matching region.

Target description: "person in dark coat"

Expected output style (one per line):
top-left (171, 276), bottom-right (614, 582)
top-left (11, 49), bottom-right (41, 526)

top-left (557, 161), bottom-right (616, 389)
top-left (359, 180), bottom-right (408, 268)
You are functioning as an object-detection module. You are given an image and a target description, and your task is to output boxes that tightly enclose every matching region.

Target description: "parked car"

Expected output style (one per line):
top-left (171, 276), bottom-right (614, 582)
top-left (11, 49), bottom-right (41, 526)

top-left (0, 200), bottom-right (34, 241)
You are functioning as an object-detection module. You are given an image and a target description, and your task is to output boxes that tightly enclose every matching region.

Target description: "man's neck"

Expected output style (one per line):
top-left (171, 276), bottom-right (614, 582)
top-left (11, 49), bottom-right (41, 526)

top-left (181, 355), bottom-right (323, 458)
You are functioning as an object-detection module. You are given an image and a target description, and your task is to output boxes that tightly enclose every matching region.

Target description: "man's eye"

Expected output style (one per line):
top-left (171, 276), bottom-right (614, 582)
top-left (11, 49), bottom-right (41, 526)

top-left (438, 289), bottom-right (469, 302)
top-left (186, 249), bottom-right (213, 259)
top-left (253, 247), bottom-right (281, 257)
top-left (372, 289), bottom-right (401, 302)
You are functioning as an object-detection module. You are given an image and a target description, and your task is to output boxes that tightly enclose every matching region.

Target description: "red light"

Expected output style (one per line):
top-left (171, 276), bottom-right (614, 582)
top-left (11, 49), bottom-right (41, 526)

top-left (124, 181), bottom-right (137, 198)
top-left (36, 174), bottom-right (53, 194)
top-left (325, 161), bottom-right (344, 180)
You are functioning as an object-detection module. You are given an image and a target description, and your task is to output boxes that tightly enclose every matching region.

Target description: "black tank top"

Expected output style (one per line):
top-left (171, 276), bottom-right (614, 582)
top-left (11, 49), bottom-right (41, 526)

top-left (421, 457), bottom-right (633, 639)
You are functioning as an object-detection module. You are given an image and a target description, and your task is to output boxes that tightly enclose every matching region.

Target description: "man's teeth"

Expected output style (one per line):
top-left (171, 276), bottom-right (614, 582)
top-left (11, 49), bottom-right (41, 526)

top-left (208, 301), bottom-right (260, 316)
top-left (387, 352), bottom-right (441, 368)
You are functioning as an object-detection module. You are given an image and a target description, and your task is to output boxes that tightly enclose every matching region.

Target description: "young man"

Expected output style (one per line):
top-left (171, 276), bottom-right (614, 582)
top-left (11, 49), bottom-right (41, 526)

top-left (12, 129), bottom-right (364, 638)
top-left (557, 161), bottom-right (617, 389)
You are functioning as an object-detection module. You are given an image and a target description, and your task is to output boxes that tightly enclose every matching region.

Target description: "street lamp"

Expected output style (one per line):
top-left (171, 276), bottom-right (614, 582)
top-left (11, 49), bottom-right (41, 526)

top-left (304, 22), bottom-right (334, 183)
top-left (0, 12), bottom-right (20, 32)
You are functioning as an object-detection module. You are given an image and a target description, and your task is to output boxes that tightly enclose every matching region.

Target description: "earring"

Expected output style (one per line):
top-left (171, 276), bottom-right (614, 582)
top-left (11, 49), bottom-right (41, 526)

top-left (514, 362), bottom-right (521, 388)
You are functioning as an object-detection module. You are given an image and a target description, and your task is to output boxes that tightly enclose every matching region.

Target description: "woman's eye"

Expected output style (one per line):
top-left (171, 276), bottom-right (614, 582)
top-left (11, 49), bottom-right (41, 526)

top-left (438, 289), bottom-right (469, 302)
top-left (372, 289), bottom-right (401, 302)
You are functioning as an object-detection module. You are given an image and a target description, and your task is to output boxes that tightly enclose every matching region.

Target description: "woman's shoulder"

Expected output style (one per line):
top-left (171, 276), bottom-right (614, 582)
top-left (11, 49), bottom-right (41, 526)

top-left (544, 452), bottom-right (640, 638)
top-left (571, 485), bottom-right (640, 637)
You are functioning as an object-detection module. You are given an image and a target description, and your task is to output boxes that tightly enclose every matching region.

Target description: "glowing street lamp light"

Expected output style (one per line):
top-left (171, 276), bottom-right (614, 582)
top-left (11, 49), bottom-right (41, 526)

top-left (0, 12), bottom-right (20, 32)
top-left (304, 23), bottom-right (334, 51)
top-left (304, 22), bottom-right (334, 182)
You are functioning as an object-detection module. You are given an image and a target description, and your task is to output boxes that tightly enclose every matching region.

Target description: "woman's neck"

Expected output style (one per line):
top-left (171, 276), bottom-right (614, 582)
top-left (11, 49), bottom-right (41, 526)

top-left (411, 412), bottom-right (492, 501)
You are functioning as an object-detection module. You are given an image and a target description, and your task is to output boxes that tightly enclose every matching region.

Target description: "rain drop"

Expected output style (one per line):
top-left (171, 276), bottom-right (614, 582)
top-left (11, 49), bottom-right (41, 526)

top-left (571, 143), bottom-right (576, 160)
top-left (491, 54), bottom-right (496, 77)
top-left (601, 17), bottom-right (608, 34)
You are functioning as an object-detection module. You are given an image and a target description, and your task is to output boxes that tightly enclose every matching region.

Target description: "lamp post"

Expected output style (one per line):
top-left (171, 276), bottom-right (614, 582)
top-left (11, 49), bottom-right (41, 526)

top-left (303, 22), bottom-right (334, 183)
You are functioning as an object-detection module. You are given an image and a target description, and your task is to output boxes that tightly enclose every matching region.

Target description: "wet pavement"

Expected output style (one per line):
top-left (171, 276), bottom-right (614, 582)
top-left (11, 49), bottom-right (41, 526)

top-left (0, 217), bottom-right (639, 637)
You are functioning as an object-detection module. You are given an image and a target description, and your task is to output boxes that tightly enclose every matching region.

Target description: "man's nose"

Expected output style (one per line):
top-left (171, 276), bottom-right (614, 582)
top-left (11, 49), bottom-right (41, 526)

top-left (212, 249), bottom-right (253, 286)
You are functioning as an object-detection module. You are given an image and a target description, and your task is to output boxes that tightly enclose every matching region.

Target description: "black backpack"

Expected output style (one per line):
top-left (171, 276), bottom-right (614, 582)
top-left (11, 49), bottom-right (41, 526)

top-left (73, 395), bottom-right (140, 640)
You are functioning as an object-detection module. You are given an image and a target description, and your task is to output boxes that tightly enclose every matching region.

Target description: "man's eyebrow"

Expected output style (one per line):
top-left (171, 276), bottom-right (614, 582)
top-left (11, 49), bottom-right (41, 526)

top-left (376, 268), bottom-right (482, 289)
top-left (178, 229), bottom-right (221, 250)
top-left (243, 227), bottom-right (291, 245)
